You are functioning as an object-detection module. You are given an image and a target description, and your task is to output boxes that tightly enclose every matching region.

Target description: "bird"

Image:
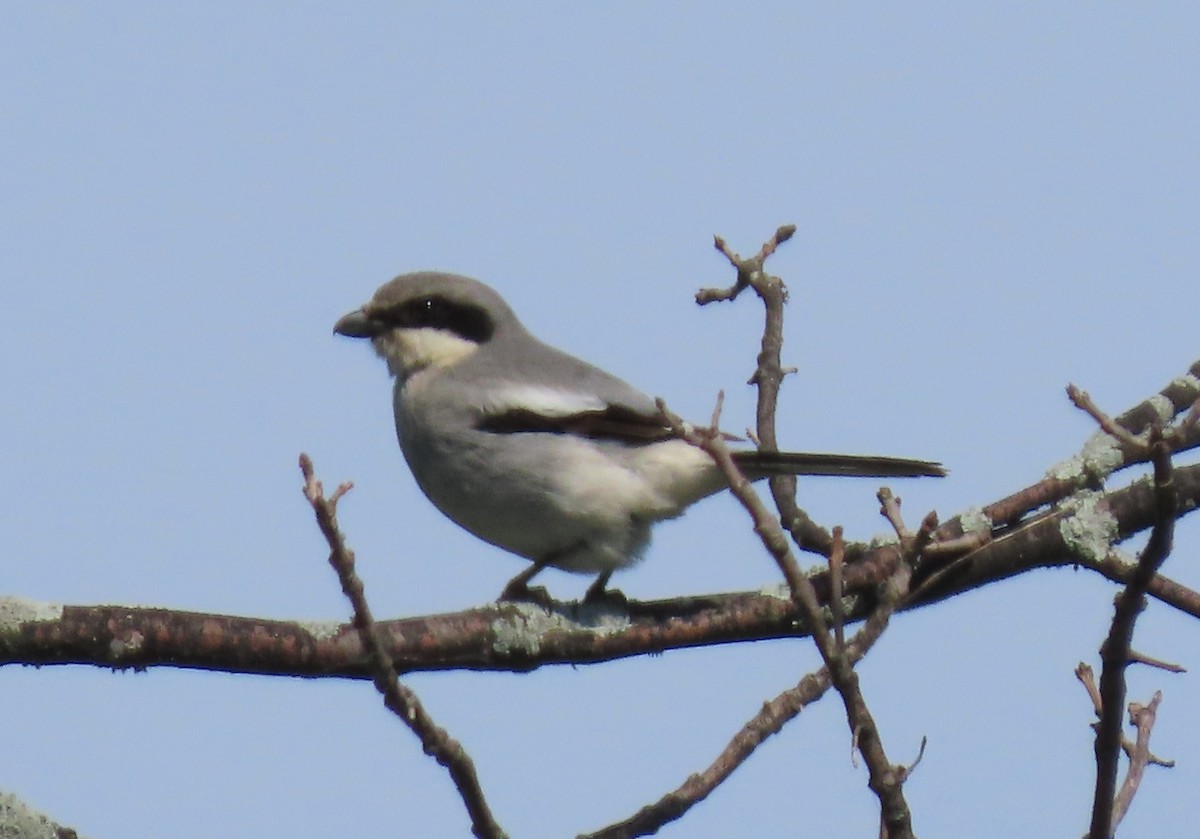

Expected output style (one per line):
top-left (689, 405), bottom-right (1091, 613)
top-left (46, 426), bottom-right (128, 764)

top-left (333, 271), bottom-right (945, 603)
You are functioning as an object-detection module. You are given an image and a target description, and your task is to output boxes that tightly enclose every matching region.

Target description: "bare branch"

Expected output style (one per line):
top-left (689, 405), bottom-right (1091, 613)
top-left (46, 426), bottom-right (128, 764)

top-left (1068, 384), bottom-right (1145, 448)
top-left (1111, 692), bottom-right (1164, 831)
top-left (584, 555), bottom-right (911, 839)
top-left (1076, 665), bottom-right (1175, 771)
top-left (4, 456), bottom-right (1200, 680)
top-left (1085, 421), bottom-right (1177, 839)
top-left (912, 359), bottom-right (1200, 596)
top-left (1127, 650), bottom-right (1186, 673)
top-left (879, 488), bottom-right (908, 538)
top-left (696, 225), bottom-right (796, 305)
top-left (829, 526), bottom-right (846, 650)
top-left (667, 227), bottom-right (915, 839)
top-left (299, 454), bottom-right (507, 839)
top-left (1076, 663), bottom-right (1104, 717)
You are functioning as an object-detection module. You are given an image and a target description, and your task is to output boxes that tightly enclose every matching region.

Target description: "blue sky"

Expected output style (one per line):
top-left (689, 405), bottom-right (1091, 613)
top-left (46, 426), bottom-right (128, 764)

top-left (3, 4), bottom-right (1199, 837)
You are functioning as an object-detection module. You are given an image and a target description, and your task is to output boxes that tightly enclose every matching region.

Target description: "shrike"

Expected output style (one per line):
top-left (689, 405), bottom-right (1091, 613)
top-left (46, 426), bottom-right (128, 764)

top-left (334, 271), bottom-right (944, 601)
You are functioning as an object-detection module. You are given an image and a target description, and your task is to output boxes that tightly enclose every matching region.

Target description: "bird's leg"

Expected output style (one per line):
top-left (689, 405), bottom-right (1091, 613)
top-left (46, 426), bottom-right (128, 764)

top-left (499, 559), bottom-right (552, 605)
top-left (583, 570), bottom-right (613, 602)
top-left (582, 570), bottom-right (630, 607)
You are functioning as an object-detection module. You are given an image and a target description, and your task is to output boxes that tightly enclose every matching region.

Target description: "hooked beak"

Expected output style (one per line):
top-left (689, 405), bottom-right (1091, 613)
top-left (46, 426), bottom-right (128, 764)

top-left (333, 308), bottom-right (384, 338)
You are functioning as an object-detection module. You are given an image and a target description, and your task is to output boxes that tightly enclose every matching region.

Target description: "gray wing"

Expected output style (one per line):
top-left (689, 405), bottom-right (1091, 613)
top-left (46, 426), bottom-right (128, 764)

top-left (458, 329), bottom-right (947, 477)
top-left (463, 330), bottom-right (673, 444)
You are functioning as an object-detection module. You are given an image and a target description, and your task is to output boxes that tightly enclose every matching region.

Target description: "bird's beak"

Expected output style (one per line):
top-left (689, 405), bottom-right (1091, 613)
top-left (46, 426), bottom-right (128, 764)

top-left (333, 308), bottom-right (383, 338)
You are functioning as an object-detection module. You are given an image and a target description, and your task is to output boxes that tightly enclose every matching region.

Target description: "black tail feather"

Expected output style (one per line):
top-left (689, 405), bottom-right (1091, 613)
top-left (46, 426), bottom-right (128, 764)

top-left (732, 451), bottom-right (946, 479)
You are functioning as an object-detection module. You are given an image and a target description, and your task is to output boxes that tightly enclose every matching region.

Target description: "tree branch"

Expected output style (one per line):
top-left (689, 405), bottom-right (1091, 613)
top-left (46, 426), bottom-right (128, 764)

top-left (299, 455), bottom-right (507, 839)
top-left (1084, 411), bottom-right (1178, 839)
top-left (681, 228), bottom-right (917, 838)
top-left (3, 458), bottom-right (1199, 678)
top-left (582, 564), bottom-right (910, 839)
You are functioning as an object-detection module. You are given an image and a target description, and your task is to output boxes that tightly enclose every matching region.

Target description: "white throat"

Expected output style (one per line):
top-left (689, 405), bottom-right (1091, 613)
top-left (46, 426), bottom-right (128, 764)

top-left (373, 327), bottom-right (480, 378)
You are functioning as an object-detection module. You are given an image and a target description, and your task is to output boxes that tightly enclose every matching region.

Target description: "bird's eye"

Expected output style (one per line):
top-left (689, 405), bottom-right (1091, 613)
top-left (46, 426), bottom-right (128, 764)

top-left (412, 296), bottom-right (451, 328)
top-left (419, 297), bottom-right (445, 321)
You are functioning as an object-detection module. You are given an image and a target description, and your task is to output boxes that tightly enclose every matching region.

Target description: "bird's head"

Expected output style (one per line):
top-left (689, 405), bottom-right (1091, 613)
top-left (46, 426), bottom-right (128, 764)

top-left (334, 271), bottom-right (514, 379)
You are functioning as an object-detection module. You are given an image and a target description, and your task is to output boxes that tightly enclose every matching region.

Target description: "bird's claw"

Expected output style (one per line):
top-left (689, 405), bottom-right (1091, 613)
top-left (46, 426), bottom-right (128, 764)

top-left (498, 581), bottom-right (554, 609)
top-left (582, 582), bottom-right (628, 607)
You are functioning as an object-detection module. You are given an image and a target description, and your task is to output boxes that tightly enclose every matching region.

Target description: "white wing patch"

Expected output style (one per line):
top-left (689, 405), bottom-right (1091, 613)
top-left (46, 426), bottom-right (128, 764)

top-left (482, 383), bottom-right (609, 418)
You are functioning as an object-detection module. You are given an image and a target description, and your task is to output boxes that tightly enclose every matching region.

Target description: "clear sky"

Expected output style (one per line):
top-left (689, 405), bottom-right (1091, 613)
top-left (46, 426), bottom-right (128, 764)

top-left (3, 4), bottom-right (1198, 837)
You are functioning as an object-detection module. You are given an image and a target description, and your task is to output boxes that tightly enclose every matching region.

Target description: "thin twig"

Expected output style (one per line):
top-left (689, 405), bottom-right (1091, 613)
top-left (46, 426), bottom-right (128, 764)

top-left (878, 491), bottom-right (938, 570)
top-left (700, 228), bottom-right (916, 839)
top-left (879, 489), bottom-right (907, 538)
top-left (1127, 650), bottom-right (1187, 673)
top-left (1112, 692), bottom-right (1164, 830)
top-left (1068, 384), bottom-right (1145, 448)
top-left (716, 226), bottom-right (839, 558)
top-left (1075, 664), bottom-right (1104, 717)
top-left (919, 530), bottom-right (989, 560)
top-left (584, 557), bottom-right (911, 839)
top-left (895, 737), bottom-right (928, 785)
top-left (911, 359), bottom-right (1200, 597)
top-left (1076, 664), bottom-right (1176, 775)
top-left (299, 454), bottom-right (507, 839)
top-left (657, 229), bottom-right (918, 837)
top-left (830, 527), bottom-right (846, 650)
top-left (695, 225), bottom-right (797, 305)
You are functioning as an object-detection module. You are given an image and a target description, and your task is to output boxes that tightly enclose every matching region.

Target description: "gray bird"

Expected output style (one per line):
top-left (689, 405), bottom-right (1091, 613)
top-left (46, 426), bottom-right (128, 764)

top-left (334, 272), bottom-right (944, 602)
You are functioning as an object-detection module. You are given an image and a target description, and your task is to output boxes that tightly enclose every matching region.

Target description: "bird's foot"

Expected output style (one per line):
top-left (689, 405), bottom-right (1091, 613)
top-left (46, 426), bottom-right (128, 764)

top-left (582, 576), bottom-right (627, 607)
top-left (498, 580), bottom-right (554, 609)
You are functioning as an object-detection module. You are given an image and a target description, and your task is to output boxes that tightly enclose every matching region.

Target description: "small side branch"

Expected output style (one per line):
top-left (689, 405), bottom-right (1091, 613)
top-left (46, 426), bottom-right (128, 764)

top-left (585, 546), bottom-right (912, 839)
top-left (699, 226), bottom-right (837, 555)
top-left (912, 360), bottom-right (1200, 596)
top-left (1112, 692), bottom-right (1165, 828)
top-left (701, 227), bottom-right (924, 836)
top-left (829, 527), bottom-right (846, 649)
top-left (660, 398), bottom-right (917, 839)
top-left (299, 454), bottom-right (507, 839)
top-left (694, 224), bottom-right (796, 304)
